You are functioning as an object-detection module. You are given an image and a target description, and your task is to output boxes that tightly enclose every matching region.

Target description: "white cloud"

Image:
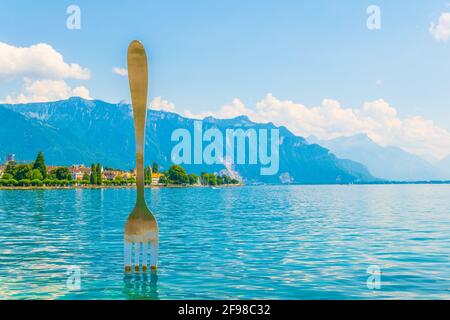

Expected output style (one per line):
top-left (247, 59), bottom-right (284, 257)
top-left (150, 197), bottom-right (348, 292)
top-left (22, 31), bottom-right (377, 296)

top-left (0, 42), bottom-right (92, 103)
top-left (113, 67), bottom-right (128, 77)
top-left (429, 13), bottom-right (450, 41)
top-left (3, 79), bottom-right (91, 104)
top-left (158, 93), bottom-right (450, 160)
top-left (183, 98), bottom-right (253, 119)
top-left (71, 85), bottom-right (91, 99)
top-left (150, 96), bottom-right (176, 112)
top-left (0, 42), bottom-right (90, 79)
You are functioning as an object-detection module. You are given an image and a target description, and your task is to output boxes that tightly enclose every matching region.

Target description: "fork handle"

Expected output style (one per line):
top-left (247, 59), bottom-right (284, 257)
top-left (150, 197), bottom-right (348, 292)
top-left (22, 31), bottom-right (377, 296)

top-left (127, 40), bottom-right (148, 204)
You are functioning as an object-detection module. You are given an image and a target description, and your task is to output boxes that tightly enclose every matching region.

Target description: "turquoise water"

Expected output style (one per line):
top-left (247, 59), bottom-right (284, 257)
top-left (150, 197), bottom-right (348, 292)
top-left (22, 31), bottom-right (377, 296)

top-left (0, 185), bottom-right (449, 299)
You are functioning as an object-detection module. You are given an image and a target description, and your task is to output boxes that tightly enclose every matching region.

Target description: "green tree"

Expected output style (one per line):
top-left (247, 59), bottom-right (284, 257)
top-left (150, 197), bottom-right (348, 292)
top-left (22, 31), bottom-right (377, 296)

top-left (18, 179), bottom-right (31, 186)
top-left (152, 162), bottom-right (159, 173)
top-left (96, 163), bottom-right (102, 185)
top-left (1, 173), bottom-right (13, 180)
top-left (5, 161), bottom-right (17, 176)
top-left (168, 165), bottom-right (188, 184)
top-left (14, 164), bottom-right (33, 180)
top-left (216, 175), bottom-right (224, 185)
top-left (52, 167), bottom-right (72, 180)
top-left (188, 173), bottom-right (199, 185)
top-left (47, 171), bottom-right (56, 180)
top-left (31, 179), bottom-right (43, 186)
top-left (90, 164), bottom-right (97, 185)
top-left (207, 174), bottom-right (217, 186)
top-left (82, 172), bottom-right (90, 181)
top-left (113, 176), bottom-right (124, 185)
top-left (145, 165), bottom-right (153, 180)
top-left (222, 175), bottom-right (230, 184)
top-left (200, 172), bottom-right (208, 185)
top-left (30, 169), bottom-right (43, 181)
top-left (158, 175), bottom-right (168, 185)
top-left (33, 150), bottom-right (47, 178)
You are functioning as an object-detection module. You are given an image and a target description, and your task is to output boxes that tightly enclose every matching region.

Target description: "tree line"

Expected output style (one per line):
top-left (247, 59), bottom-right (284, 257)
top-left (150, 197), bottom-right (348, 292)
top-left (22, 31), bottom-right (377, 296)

top-left (0, 150), bottom-right (62, 186)
top-left (157, 164), bottom-right (240, 186)
top-left (0, 151), bottom-right (240, 187)
top-left (0, 151), bottom-right (116, 187)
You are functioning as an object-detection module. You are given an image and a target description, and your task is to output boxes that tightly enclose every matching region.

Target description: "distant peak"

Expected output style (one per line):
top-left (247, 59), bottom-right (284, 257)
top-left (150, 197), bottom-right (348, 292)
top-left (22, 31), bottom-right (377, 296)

top-left (354, 133), bottom-right (371, 140)
top-left (233, 115), bottom-right (250, 121)
top-left (203, 114), bottom-right (252, 124)
top-left (333, 133), bottom-right (374, 144)
top-left (204, 115), bottom-right (216, 121)
top-left (67, 96), bottom-right (87, 102)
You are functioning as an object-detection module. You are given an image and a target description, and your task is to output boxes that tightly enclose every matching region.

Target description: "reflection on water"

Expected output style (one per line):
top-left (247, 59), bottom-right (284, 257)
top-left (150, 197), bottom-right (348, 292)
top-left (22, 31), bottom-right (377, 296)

top-left (123, 270), bottom-right (159, 300)
top-left (0, 185), bottom-right (450, 299)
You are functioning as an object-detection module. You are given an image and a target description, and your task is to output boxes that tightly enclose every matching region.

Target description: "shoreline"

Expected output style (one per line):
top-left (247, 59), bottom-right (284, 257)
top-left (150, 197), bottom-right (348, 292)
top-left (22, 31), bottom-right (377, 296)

top-left (0, 184), bottom-right (244, 191)
top-left (1, 182), bottom-right (450, 190)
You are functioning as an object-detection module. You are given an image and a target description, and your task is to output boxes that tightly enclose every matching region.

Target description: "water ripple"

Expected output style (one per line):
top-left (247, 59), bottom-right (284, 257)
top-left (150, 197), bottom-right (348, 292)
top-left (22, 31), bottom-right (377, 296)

top-left (0, 185), bottom-right (449, 299)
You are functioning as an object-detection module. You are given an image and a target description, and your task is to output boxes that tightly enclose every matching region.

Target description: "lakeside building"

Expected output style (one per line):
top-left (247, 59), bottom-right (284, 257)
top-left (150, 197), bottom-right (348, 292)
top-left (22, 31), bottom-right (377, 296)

top-left (128, 170), bottom-right (136, 179)
top-left (151, 172), bottom-right (164, 185)
top-left (0, 159), bottom-right (163, 185)
top-left (103, 169), bottom-right (124, 180)
top-left (102, 168), bottom-right (135, 180)
top-left (68, 165), bottom-right (91, 181)
top-left (46, 166), bottom-right (62, 175)
top-left (102, 170), bottom-right (162, 184)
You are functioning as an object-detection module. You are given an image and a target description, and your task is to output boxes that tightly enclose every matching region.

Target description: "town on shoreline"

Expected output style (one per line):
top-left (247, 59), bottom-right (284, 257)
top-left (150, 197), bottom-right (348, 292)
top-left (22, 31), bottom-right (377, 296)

top-left (0, 151), bottom-right (242, 189)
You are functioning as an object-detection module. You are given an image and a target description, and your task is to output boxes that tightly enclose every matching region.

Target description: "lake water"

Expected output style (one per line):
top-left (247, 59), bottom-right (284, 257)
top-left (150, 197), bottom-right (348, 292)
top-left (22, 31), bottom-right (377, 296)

top-left (0, 185), bottom-right (449, 299)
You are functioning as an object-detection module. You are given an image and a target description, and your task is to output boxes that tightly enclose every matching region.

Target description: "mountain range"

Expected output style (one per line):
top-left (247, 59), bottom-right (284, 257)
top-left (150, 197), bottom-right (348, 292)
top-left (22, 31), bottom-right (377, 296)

top-left (308, 134), bottom-right (450, 181)
top-left (1, 97), bottom-right (377, 184)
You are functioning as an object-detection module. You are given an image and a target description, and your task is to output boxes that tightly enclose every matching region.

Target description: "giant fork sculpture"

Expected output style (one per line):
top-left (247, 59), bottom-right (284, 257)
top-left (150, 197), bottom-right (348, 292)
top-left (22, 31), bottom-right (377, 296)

top-left (124, 40), bottom-right (159, 272)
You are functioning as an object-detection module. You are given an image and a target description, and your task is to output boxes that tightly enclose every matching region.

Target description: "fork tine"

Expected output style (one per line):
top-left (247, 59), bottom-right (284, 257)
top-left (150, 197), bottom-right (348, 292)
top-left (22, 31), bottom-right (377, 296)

top-left (150, 241), bottom-right (158, 269)
top-left (124, 240), bottom-right (132, 272)
top-left (142, 242), bottom-right (148, 271)
top-left (134, 242), bottom-right (140, 271)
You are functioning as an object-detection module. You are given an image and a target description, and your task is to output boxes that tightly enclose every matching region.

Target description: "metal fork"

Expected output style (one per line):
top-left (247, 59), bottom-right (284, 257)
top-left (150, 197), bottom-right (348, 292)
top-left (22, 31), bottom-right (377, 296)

top-left (124, 40), bottom-right (159, 272)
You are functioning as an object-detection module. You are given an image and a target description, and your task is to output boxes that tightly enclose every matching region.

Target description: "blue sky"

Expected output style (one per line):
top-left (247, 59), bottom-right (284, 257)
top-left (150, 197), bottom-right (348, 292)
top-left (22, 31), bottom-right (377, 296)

top-left (1, 1), bottom-right (450, 158)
